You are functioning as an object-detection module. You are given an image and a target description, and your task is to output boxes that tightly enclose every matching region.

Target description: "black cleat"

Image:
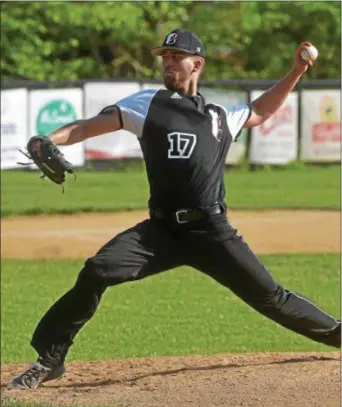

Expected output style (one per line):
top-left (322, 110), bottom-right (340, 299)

top-left (7, 360), bottom-right (65, 389)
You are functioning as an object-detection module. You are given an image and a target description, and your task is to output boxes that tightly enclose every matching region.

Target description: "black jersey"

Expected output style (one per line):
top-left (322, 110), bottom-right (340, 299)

top-left (101, 89), bottom-right (251, 210)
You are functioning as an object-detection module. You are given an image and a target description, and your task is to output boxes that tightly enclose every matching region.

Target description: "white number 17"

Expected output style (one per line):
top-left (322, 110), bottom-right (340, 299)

top-left (167, 132), bottom-right (197, 159)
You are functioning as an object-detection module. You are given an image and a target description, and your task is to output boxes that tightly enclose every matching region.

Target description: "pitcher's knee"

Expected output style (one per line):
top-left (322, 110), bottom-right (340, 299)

top-left (253, 285), bottom-right (288, 311)
top-left (76, 257), bottom-right (108, 288)
top-left (76, 255), bottom-right (138, 287)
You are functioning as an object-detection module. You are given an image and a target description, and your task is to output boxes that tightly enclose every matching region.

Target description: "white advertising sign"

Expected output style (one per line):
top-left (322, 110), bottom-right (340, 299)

top-left (249, 91), bottom-right (298, 164)
top-left (201, 87), bottom-right (248, 164)
top-left (29, 88), bottom-right (84, 166)
top-left (300, 90), bottom-right (341, 162)
top-left (84, 82), bottom-right (142, 159)
top-left (1, 88), bottom-right (29, 169)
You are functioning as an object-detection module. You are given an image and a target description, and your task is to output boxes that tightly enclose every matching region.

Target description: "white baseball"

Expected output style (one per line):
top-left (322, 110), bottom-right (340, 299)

top-left (301, 45), bottom-right (319, 63)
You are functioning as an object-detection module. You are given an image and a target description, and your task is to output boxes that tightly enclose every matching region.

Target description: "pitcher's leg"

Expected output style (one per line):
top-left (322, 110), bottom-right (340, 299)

top-left (31, 219), bottom-right (182, 366)
top-left (189, 223), bottom-right (340, 348)
top-left (30, 268), bottom-right (106, 366)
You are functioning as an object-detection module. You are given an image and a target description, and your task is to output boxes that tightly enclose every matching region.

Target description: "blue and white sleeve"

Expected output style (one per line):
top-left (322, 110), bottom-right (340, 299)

top-left (98, 89), bottom-right (158, 138)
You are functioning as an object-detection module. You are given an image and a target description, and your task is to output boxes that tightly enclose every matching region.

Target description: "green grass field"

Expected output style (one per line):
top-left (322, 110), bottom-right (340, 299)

top-left (1, 165), bottom-right (340, 216)
top-left (1, 166), bottom-right (340, 407)
top-left (2, 254), bottom-right (340, 365)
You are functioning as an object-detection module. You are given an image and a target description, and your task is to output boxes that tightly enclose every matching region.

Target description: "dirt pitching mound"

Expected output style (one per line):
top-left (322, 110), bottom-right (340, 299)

top-left (1, 352), bottom-right (340, 407)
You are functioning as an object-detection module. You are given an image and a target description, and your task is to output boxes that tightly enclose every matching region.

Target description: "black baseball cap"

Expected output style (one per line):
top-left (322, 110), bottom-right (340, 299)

top-left (151, 29), bottom-right (205, 58)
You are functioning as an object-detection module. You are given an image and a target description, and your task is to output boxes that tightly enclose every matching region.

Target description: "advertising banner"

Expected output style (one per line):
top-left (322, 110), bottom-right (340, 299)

top-left (249, 91), bottom-right (298, 164)
top-left (1, 88), bottom-right (29, 169)
top-left (201, 87), bottom-right (248, 164)
top-left (300, 90), bottom-right (341, 162)
top-left (29, 88), bottom-right (84, 166)
top-left (84, 82), bottom-right (142, 159)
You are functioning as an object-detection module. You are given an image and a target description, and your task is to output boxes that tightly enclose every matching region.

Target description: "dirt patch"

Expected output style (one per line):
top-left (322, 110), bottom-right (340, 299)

top-left (1, 209), bottom-right (340, 259)
top-left (1, 210), bottom-right (340, 406)
top-left (1, 352), bottom-right (340, 407)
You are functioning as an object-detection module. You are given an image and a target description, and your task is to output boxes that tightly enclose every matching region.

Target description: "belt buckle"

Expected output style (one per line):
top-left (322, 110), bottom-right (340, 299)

top-left (175, 209), bottom-right (188, 224)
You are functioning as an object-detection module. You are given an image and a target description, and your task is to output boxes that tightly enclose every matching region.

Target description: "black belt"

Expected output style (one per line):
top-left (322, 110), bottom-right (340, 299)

top-left (150, 202), bottom-right (224, 224)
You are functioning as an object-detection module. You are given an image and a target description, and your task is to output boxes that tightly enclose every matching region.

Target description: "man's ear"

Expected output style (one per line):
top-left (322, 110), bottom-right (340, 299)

top-left (193, 57), bottom-right (205, 73)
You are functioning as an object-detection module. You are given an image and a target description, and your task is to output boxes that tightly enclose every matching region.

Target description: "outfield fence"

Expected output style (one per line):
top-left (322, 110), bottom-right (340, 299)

top-left (1, 78), bottom-right (341, 170)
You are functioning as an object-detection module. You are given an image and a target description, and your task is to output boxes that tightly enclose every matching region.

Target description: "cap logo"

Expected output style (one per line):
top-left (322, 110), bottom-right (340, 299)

top-left (196, 47), bottom-right (201, 53)
top-left (165, 33), bottom-right (178, 45)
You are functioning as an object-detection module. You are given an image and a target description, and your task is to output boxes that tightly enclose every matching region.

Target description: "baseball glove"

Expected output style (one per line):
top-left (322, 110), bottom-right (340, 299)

top-left (18, 136), bottom-right (75, 192)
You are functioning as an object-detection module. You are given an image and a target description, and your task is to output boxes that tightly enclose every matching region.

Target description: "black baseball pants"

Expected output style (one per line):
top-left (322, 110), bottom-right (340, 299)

top-left (31, 210), bottom-right (341, 365)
